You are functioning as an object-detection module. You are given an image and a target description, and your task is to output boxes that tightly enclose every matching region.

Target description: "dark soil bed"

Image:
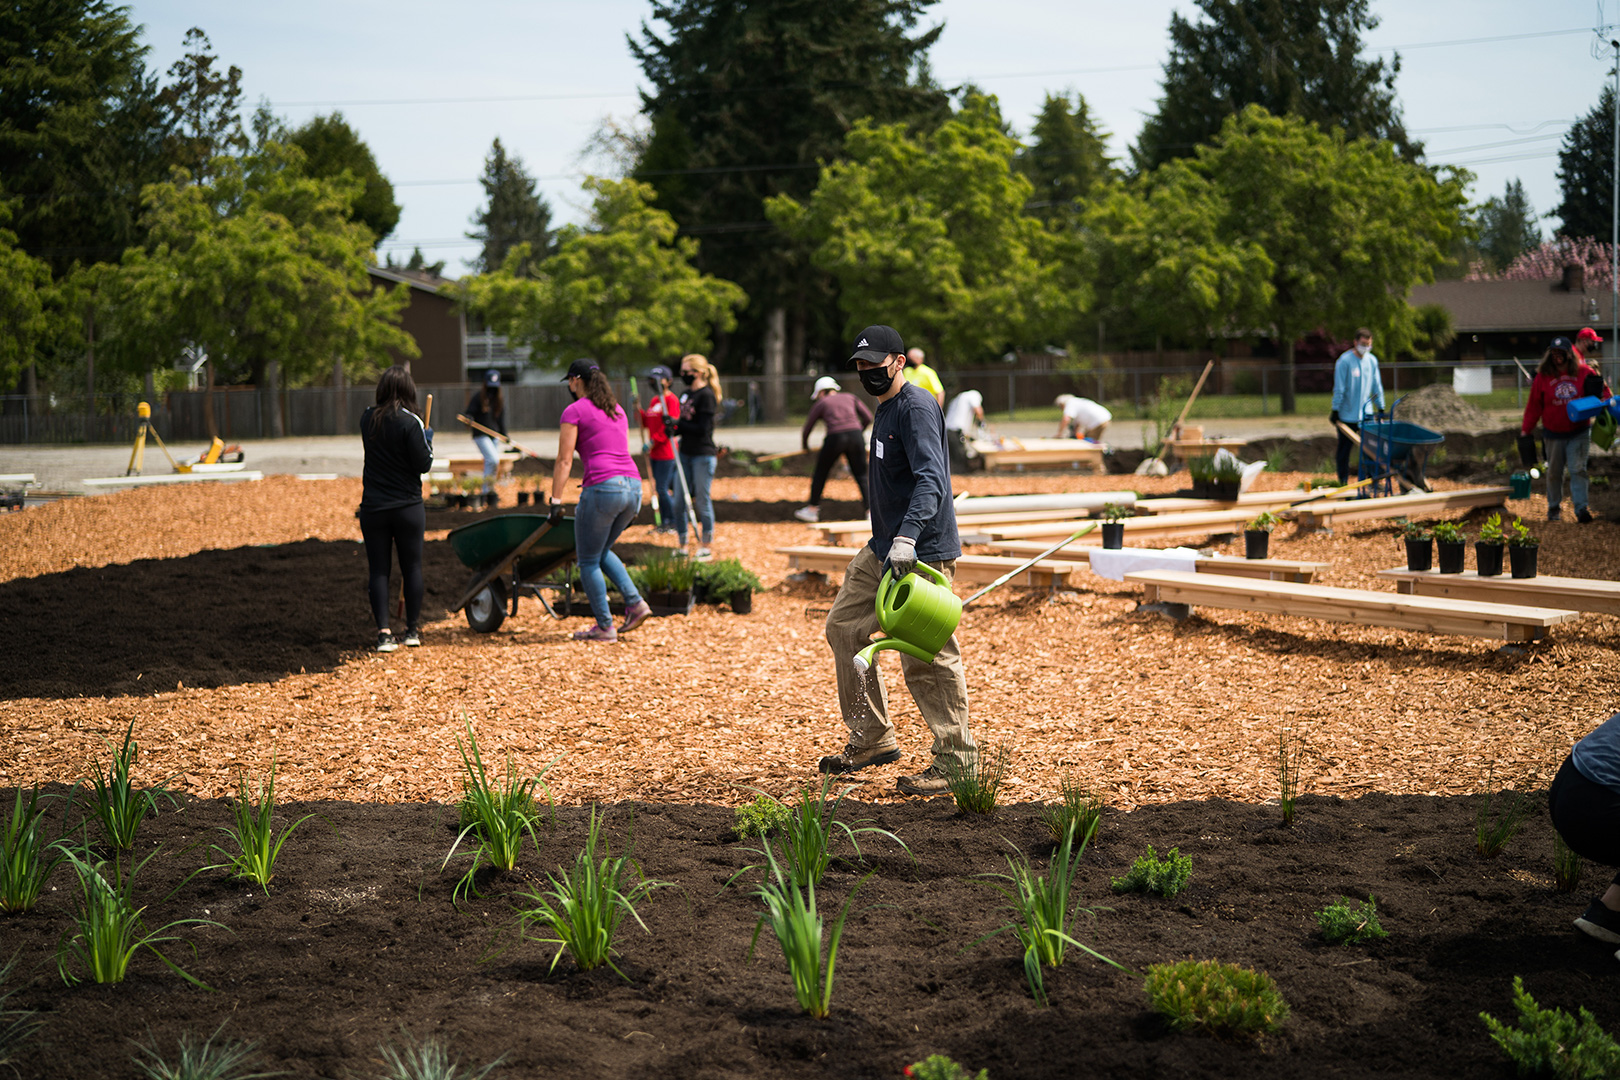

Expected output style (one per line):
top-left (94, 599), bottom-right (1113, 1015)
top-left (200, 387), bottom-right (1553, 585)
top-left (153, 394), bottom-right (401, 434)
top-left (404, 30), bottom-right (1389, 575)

top-left (3, 790), bottom-right (1612, 1079)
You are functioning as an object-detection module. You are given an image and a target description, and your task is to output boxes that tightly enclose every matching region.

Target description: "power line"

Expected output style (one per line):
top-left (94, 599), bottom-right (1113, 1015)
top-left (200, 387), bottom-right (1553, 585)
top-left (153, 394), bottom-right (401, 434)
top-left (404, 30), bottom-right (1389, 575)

top-left (1367, 26), bottom-right (1590, 51)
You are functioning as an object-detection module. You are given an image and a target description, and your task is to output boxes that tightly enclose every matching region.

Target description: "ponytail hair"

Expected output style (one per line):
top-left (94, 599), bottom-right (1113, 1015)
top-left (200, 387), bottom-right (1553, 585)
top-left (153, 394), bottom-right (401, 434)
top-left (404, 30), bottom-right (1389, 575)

top-left (371, 365), bottom-right (418, 433)
top-left (681, 353), bottom-right (723, 400)
top-left (583, 368), bottom-right (620, 418)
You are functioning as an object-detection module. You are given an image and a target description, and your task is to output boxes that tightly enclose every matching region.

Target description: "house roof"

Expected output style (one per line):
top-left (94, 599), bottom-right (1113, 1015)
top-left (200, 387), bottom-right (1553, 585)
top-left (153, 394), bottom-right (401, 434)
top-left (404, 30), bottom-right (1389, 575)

top-left (367, 264), bottom-right (455, 294)
top-left (1410, 277), bottom-right (1604, 334)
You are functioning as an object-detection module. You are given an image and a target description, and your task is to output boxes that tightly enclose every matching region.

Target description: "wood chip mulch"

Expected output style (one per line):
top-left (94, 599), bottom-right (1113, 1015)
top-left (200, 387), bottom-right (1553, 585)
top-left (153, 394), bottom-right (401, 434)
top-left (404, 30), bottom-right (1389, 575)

top-left (3, 471), bottom-right (1615, 811)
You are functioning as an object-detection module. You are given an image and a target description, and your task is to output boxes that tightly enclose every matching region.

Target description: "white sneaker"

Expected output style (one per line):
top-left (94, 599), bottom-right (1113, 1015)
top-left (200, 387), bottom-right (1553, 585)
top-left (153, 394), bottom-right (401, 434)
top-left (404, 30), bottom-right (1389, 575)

top-left (794, 506), bottom-right (820, 522)
top-left (695, 547), bottom-right (713, 562)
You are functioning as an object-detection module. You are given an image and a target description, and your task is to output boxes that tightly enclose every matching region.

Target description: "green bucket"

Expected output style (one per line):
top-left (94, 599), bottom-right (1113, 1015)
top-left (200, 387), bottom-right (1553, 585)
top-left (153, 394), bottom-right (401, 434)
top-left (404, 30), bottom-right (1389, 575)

top-left (1510, 471), bottom-right (1532, 500)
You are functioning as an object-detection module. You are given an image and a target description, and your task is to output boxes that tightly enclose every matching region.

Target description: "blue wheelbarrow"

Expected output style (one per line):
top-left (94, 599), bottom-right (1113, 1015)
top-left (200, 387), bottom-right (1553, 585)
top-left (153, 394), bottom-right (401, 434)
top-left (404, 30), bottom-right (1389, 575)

top-left (1356, 395), bottom-right (1444, 498)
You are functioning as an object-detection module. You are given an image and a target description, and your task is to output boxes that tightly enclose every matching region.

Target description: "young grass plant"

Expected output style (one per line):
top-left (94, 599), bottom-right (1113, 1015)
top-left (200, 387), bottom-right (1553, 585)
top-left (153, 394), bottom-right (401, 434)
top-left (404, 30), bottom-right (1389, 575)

top-left (1111, 845), bottom-right (1192, 899)
top-left (975, 820), bottom-right (1132, 1007)
top-left (1037, 776), bottom-right (1104, 845)
top-left (516, 806), bottom-right (667, 979)
top-left (0, 784), bottom-right (65, 913)
top-left (1144, 959), bottom-right (1290, 1037)
top-left (208, 761), bottom-right (316, 892)
top-left (1475, 769), bottom-right (1534, 858)
top-left (443, 724), bottom-right (556, 902)
top-left (375, 1031), bottom-right (503, 1080)
top-left (132, 1024), bottom-right (283, 1080)
top-left (1316, 895), bottom-right (1388, 946)
top-left (942, 746), bottom-right (1009, 815)
top-left (1277, 732), bottom-right (1304, 827)
top-left (0, 954), bottom-right (41, 1072)
top-left (748, 840), bottom-right (868, 1020)
top-left (83, 720), bottom-right (173, 851)
top-left (1480, 976), bottom-right (1620, 1079)
top-left (55, 846), bottom-right (222, 989)
top-left (1554, 834), bottom-right (1584, 894)
top-left (738, 776), bottom-right (910, 890)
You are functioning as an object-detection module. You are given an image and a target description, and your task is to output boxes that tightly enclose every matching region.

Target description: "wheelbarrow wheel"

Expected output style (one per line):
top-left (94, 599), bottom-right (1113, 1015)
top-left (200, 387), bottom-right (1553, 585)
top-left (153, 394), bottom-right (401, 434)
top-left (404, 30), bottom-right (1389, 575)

top-left (465, 576), bottom-right (508, 633)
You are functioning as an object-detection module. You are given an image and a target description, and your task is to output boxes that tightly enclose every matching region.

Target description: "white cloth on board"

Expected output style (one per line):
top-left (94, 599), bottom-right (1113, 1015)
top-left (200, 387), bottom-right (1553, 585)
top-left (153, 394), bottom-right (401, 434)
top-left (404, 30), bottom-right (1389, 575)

top-left (1088, 546), bottom-right (1201, 582)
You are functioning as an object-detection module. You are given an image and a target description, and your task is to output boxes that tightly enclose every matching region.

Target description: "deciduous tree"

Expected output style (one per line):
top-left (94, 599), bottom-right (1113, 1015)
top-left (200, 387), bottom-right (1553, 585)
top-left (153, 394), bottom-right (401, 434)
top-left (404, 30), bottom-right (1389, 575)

top-left (0, 204), bottom-right (53, 389)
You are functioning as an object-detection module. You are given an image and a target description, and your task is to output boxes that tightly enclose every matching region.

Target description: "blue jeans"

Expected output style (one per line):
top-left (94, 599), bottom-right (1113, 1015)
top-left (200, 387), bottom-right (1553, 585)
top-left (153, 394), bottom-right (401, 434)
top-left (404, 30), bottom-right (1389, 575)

top-left (650, 456), bottom-right (686, 541)
top-left (472, 433), bottom-right (499, 492)
top-left (680, 453), bottom-right (717, 545)
top-left (575, 475), bottom-right (644, 629)
top-left (1545, 429), bottom-right (1591, 514)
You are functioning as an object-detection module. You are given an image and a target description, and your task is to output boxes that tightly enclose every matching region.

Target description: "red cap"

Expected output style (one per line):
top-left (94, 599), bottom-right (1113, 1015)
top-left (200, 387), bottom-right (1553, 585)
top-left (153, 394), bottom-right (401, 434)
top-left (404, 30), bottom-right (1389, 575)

top-left (1576, 326), bottom-right (1603, 342)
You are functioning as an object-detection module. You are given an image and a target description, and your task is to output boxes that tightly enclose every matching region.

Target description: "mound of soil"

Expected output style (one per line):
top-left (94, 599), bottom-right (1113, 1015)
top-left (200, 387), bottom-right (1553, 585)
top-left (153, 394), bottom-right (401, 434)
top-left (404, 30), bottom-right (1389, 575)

top-left (5, 792), bottom-right (1613, 1079)
top-left (1390, 385), bottom-right (1497, 433)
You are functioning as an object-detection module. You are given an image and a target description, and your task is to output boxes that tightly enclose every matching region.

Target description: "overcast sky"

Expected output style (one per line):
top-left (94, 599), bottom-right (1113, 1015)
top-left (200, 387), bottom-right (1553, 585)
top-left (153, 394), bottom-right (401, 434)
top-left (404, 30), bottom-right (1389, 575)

top-left (128, 0), bottom-right (1620, 270)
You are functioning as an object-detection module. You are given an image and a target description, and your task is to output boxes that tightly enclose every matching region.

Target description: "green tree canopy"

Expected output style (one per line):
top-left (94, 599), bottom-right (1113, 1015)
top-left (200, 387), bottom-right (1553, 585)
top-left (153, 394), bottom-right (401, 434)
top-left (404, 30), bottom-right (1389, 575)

top-left (1133, 0), bottom-right (1415, 172)
top-left (1123, 107), bottom-right (1467, 411)
top-left (467, 138), bottom-right (552, 275)
top-left (108, 143), bottom-right (414, 430)
top-left (461, 177), bottom-right (747, 372)
top-left (1475, 178), bottom-right (1541, 273)
top-left (768, 94), bottom-right (1072, 363)
top-left (158, 28), bottom-right (246, 181)
top-left (1555, 85), bottom-right (1616, 240)
top-left (287, 112), bottom-right (400, 242)
top-left (0, 202), bottom-right (54, 388)
top-left (1019, 91), bottom-right (1117, 224)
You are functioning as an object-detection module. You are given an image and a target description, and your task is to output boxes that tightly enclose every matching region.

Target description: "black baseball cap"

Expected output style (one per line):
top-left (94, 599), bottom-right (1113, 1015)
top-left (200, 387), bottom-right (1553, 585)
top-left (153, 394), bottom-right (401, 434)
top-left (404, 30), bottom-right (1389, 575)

top-left (1550, 336), bottom-right (1574, 353)
top-left (846, 325), bottom-right (905, 368)
top-left (563, 358), bottom-right (600, 382)
top-left (647, 364), bottom-right (673, 383)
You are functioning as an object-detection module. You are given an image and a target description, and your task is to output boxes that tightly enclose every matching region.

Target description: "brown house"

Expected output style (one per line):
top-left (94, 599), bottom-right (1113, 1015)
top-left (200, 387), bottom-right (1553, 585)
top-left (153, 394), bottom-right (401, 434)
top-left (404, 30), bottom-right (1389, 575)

top-left (368, 265), bottom-right (465, 384)
top-left (1411, 266), bottom-right (1606, 361)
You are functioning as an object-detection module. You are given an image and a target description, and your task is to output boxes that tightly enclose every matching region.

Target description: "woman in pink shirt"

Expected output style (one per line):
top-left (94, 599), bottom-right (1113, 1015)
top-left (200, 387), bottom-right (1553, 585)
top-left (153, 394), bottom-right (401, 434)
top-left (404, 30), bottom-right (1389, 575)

top-left (550, 359), bottom-right (652, 642)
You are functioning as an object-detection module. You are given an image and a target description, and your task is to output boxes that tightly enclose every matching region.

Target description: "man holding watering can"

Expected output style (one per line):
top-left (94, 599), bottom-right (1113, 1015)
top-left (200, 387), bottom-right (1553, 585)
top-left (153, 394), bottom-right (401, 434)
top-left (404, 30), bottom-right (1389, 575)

top-left (819, 324), bottom-right (976, 797)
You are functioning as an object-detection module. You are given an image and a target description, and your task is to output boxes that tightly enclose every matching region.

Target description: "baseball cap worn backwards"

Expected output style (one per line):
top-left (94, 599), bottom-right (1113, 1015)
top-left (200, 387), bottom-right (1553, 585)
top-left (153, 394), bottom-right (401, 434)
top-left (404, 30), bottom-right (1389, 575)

top-left (846, 325), bottom-right (905, 368)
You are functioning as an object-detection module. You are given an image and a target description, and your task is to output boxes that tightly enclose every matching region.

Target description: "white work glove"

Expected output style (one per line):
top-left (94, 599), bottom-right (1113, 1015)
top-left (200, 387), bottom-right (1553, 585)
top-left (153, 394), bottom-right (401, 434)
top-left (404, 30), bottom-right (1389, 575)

top-left (887, 536), bottom-right (917, 580)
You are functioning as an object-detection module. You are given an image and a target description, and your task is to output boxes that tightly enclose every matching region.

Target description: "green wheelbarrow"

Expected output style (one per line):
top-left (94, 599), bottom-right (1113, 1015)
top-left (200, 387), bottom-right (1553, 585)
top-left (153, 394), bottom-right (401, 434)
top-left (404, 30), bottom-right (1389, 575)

top-left (446, 514), bottom-right (578, 632)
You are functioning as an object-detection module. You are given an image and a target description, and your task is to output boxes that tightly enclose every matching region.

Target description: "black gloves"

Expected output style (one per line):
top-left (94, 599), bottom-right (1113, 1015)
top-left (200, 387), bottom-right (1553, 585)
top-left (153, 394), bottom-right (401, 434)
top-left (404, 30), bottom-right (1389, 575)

top-left (1516, 433), bottom-right (1538, 468)
top-left (1329, 410), bottom-right (1340, 426)
top-left (547, 500), bottom-right (565, 525)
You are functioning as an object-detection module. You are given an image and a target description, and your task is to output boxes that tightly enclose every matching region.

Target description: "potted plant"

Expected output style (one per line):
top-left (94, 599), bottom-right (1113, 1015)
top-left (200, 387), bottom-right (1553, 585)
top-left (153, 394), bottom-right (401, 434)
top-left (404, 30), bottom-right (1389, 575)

top-left (632, 552), bottom-right (696, 616)
top-left (1507, 517), bottom-right (1539, 579)
top-left (1431, 520), bottom-right (1467, 574)
top-left (697, 558), bottom-right (763, 614)
top-left (1476, 513), bottom-right (1505, 577)
top-left (516, 478), bottom-right (531, 506)
top-left (1211, 455), bottom-right (1243, 501)
top-left (1244, 511), bottom-right (1277, 559)
top-left (1187, 456), bottom-right (1216, 499)
top-left (1099, 502), bottom-right (1131, 549)
top-left (1399, 518), bottom-right (1433, 571)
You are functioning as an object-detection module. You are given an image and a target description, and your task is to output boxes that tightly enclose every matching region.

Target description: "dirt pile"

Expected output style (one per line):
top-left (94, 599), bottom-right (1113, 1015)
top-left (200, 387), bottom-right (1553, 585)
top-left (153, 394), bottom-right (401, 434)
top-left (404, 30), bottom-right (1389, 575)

top-left (1391, 384), bottom-right (1497, 432)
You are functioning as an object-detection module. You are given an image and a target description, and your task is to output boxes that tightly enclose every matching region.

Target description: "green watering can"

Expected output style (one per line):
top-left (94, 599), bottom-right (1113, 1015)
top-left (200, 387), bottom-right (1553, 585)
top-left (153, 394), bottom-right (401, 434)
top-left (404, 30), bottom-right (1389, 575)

top-left (853, 562), bottom-right (963, 677)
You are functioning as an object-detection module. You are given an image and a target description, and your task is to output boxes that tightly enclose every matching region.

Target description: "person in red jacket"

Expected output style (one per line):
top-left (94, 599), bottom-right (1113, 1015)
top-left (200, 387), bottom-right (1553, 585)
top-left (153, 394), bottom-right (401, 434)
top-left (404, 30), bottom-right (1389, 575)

top-left (1574, 326), bottom-right (1603, 363)
top-left (1522, 336), bottom-right (1612, 523)
top-left (639, 365), bottom-right (686, 543)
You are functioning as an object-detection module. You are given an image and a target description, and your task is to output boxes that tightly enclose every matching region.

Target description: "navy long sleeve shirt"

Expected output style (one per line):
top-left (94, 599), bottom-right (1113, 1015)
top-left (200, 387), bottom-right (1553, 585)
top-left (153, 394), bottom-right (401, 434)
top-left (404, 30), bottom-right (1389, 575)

top-left (866, 382), bottom-right (960, 563)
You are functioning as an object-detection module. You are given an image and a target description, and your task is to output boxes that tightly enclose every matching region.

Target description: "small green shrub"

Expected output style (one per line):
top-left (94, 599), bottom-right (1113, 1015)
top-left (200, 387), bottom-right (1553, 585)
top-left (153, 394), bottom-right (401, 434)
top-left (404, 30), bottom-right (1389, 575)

top-left (1481, 976), bottom-right (1620, 1079)
top-left (942, 746), bottom-right (1008, 815)
top-left (1111, 845), bottom-right (1192, 898)
top-left (695, 558), bottom-right (763, 596)
top-left (1431, 520), bottom-right (1465, 543)
top-left (132, 1024), bottom-right (281, 1080)
top-left (1144, 959), bottom-right (1290, 1037)
top-left (1398, 517), bottom-right (1431, 542)
top-left (1212, 455), bottom-right (1243, 483)
top-left (1037, 776), bottom-right (1103, 845)
top-left (1246, 510), bottom-right (1278, 533)
top-left (630, 551), bottom-right (695, 592)
top-left (1263, 444), bottom-right (1290, 472)
top-left (1507, 517), bottom-right (1538, 548)
top-left (1100, 502), bottom-right (1131, 523)
top-left (906, 1055), bottom-right (988, 1080)
top-left (1316, 895), bottom-right (1388, 945)
top-left (1554, 834), bottom-right (1583, 894)
top-left (733, 795), bottom-right (792, 839)
top-left (1478, 512), bottom-right (1504, 545)
top-left (1187, 456), bottom-right (1216, 484)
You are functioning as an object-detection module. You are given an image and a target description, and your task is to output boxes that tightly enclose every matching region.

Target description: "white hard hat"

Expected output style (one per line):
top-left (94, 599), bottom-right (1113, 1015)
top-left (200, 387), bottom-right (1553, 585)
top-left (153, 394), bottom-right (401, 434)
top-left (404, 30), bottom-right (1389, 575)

top-left (812, 376), bottom-right (841, 398)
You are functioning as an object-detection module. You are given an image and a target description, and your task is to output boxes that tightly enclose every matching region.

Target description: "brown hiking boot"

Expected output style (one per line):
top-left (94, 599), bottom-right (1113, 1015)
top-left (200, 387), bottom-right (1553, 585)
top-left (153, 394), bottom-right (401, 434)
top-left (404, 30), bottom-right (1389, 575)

top-left (895, 765), bottom-right (950, 797)
top-left (817, 742), bottom-right (901, 774)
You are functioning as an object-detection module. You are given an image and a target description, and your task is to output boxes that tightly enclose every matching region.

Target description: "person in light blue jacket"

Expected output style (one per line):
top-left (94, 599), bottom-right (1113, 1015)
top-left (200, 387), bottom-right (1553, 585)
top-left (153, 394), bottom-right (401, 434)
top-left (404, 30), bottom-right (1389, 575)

top-left (1330, 327), bottom-right (1385, 483)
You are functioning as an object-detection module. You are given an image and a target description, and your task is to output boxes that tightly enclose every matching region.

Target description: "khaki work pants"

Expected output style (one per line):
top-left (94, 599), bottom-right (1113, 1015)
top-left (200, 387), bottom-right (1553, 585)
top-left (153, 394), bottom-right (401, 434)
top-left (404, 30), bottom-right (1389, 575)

top-left (824, 545), bottom-right (975, 770)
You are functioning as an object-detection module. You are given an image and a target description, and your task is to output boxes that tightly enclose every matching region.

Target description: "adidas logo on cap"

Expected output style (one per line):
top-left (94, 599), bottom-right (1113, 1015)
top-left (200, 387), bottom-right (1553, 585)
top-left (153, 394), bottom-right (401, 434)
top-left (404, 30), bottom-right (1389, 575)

top-left (857, 338), bottom-right (869, 347)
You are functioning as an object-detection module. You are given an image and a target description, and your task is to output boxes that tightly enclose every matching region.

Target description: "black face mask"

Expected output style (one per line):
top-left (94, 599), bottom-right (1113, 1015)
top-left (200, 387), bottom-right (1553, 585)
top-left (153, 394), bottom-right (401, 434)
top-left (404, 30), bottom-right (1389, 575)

top-left (680, 373), bottom-right (696, 386)
top-left (859, 361), bottom-right (896, 396)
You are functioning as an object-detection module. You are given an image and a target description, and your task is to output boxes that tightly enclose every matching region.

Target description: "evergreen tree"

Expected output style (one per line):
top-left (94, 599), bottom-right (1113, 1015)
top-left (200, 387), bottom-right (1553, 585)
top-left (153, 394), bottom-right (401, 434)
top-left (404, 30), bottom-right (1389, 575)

top-left (1555, 85), bottom-right (1617, 241)
top-left (1019, 91), bottom-right (1116, 223)
top-left (288, 112), bottom-right (401, 242)
top-left (466, 138), bottom-right (552, 275)
top-left (1476, 179), bottom-right (1541, 273)
top-left (158, 27), bottom-right (246, 181)
top-left (1133, 0), bottom-right (1415, 172)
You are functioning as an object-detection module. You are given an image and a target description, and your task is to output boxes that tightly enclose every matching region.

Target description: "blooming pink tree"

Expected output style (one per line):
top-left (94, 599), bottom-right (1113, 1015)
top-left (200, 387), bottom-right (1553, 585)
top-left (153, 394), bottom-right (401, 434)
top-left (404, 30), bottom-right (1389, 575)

top-left (1469, 236), bottom-right (1615, 286)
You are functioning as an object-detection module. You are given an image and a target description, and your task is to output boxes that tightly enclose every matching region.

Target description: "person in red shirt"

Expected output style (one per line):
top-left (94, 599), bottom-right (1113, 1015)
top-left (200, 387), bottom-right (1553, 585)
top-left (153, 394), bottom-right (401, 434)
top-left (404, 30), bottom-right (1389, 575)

top-left (1522, 336), bottom-right (1612, 523)
top-left (639, 365), bottom-right (686, 543)
top-left (1574, 326), bottom-right (1603, 363)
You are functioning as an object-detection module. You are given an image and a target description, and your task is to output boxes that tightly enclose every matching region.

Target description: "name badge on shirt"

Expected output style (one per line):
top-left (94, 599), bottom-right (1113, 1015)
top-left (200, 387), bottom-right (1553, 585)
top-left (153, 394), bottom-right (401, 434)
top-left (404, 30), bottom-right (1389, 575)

top-left (875, 439), bottom-right (884, 459)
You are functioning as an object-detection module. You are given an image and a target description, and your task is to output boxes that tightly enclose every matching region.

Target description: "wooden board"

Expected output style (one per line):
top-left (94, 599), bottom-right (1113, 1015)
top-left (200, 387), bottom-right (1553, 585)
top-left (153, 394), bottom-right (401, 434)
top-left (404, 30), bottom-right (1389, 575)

top-left (1134, 488), bottom-right (1357, 515)
top-left (985, 507), bottom-right (1260, 542)
top-left (82, 472), bottom-right (264, 487)
top-left (972, 438), bottom-right (1106, 471)
top-left (1124, 568), bottom-right (1581, 642)
top-left (1295, 486), bottom-right (1509, 528)
top-left (776, 545), bottom-right (1078, 589)
top-left (987, 542), bottom-right (1329, 583)
top-left (1376, 567), bottom-right (1620, 616)
top-left (1163, 437), bottom-right (1248, 457)
top-left (444, 457), bottom-right (515, 481)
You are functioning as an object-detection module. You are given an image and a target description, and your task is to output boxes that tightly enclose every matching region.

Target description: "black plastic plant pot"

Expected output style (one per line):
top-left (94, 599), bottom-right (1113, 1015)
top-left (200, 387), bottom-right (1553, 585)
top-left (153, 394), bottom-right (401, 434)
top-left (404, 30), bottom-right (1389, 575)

top-left (516, 491), bottom-right (530, 505)
top-left (729, 589), bottom-right (753, 615)
top-left (647, 590), bottom-right (694, 617)
top-left (1244, 530), bottom-right (1270, 559)
top-left (1404, 537), bottom-right (1433, 571)
top-left (1476, 542), bottom-right (1504, 577)
top-left (1101, 522), bottom-right (1125, 549)
top-left (1436, 539), bottom-right (1466, 574)
top-left (1211, 480), bottom-right (1240, 501)
top-left (1509, 545), bottom-right (1538, 579)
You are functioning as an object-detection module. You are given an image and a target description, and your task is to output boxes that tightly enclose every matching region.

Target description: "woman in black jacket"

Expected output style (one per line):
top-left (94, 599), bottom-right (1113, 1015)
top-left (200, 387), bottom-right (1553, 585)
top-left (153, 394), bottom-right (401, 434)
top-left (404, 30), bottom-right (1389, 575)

top-left (359, 366), bottom-right (434, 652)
top-left (464, 369), bottom-right (506, 503)
top-left (677, 353), bottom-right (720, 560)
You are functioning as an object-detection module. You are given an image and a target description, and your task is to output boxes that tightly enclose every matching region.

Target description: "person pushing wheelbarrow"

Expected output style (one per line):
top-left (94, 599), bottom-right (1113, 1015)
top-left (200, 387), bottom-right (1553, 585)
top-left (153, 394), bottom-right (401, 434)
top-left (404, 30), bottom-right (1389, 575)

top-left (818, 324), bottom-right (976, 797)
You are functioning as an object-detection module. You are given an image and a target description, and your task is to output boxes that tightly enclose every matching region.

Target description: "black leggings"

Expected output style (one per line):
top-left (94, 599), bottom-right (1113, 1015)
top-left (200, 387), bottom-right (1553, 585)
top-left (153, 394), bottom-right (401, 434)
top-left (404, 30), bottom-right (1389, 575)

top-left (1549, 755), bottom-right (1620, 888)
top-left (358, 503), bottom-right (425, 631)
top-left (809, 430), bottom-right (869, 509)
top-left (1335, 421), bottom-right (1360, 484)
